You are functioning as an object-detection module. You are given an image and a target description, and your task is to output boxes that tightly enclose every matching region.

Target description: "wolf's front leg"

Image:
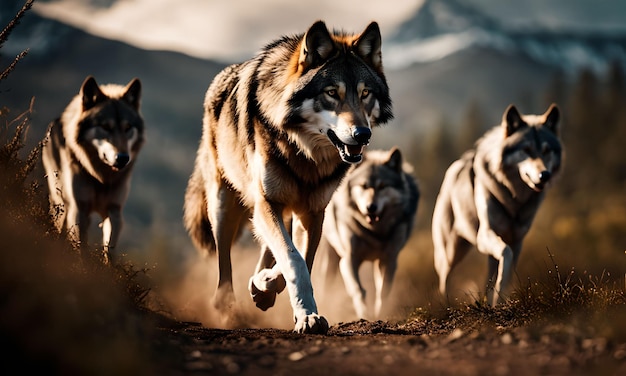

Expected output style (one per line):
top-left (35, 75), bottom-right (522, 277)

top-left (249, 246), bottom-right (286, 311)
top-left (476, 227), bottom-right (513, 306)
top-left (66, 201), bottom-right (90, 251)
top-left (291, 212), bottom-right (329, 333)
top-left (249, 218), bottom-right (289, 310)
top-left (373, 256), bottom-right (397, 319)
top-left (102, 205), bottom-right (123, 264)
top-left (339, 254), bottom-right (368, 319)
top-left (251, 201), bottom-right (328, 334)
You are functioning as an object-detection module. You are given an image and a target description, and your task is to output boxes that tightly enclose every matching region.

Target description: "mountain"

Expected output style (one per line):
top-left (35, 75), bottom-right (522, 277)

top-left (384, 0), bottom-right (626, 74)
top-left (377, 0), bottom-right (626, 145)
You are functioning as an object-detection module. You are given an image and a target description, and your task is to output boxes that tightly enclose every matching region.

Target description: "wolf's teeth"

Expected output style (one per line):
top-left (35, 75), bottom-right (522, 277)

top-left (345, 144), bottom-right (363, 156)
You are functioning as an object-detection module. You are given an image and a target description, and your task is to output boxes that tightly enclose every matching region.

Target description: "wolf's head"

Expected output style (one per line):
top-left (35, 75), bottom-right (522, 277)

top-left (77, 76), bottom-right (144, 172)
top-left (278, 21), bottom-right (393, 164)
top-left (349, 147), bottom-right (408, 224)
top-left (500, 103), bottom-right (563, 192)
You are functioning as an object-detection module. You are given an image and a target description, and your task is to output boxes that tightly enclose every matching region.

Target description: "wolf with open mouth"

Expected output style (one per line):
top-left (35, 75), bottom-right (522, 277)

top-left (183, 20), bottom-right (392, 333)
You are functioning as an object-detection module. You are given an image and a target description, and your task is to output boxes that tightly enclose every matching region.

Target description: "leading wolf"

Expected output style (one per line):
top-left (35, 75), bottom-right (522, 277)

top-left (432, 104), bottom-right (563, 306)
top-left (184, 20), bottom-right (392, 333)
top-left (42, 76), bottom-right (144, 264)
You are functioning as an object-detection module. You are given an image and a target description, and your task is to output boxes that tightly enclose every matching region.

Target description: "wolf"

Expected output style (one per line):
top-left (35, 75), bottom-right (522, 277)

top-left (42, 75), bottom-right (144, 264)
top-left (183, 20), bottom-right (392, 334)
top-left (317, 147), bottom-right (419, 319)
top-left (432, 103), bottom-right (562, 306)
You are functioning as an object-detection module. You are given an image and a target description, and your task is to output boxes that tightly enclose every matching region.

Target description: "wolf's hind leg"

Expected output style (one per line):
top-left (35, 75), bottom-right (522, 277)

top-left (434, 232), bottom-right (472, 296)
top-left (209, 186), bottom-right (244, 312)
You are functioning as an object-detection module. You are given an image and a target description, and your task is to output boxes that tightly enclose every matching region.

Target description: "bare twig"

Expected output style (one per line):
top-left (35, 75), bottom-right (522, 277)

top-left (0, 1), bottom-right (34, 82)
top-left (0, 49), bottom-right (29, 81)
top-left (0, 0), bottom-right (35, 48)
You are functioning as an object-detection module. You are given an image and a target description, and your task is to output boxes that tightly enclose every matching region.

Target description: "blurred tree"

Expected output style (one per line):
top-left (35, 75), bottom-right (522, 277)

top-left (562, 68), bottom-right (601, 196)
top-left (599, 61), bottom-right (626, 188)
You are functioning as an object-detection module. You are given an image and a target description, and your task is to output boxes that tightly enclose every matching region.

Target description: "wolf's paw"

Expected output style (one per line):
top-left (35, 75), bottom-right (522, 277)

top-left (293, 314), bottom-right (329, 334)
top-left (248, 269), bottom-right (286, 311)
top-left (213, 286), bottom-right (236, 312)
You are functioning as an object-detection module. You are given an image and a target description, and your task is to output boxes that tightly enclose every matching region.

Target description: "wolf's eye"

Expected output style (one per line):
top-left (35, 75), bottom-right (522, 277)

top-left (361, 89), bottom-right (370, 99)
top-left (325, 89), bottom-right (338, 99)
top-left (522, 145), bottom-right (533, 155)
top-left (541, 145), bottom-right (551, 155)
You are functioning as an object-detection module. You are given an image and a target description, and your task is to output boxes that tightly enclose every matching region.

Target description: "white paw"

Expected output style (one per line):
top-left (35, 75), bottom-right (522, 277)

top-left (294, 313), bottom-right (329, 334)
top-left (248, 269), bottom-right (286, 311)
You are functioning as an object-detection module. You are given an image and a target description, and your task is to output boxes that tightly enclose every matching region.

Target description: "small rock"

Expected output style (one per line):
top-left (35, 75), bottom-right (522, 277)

top-left (501, 333), bottom-right (513, 345)
top-left (288, 351), bottom-right (306, 361)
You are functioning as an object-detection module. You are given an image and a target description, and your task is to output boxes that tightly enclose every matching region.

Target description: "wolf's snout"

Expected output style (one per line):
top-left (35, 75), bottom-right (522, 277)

top-left (539, 171), bottom-right (552, 183)
top-left (115, 153), bottom-right (130, 168)
top-left (365, 202), bottom-right (380, 223)
top-left (352, 127), bottom-right (371, 145)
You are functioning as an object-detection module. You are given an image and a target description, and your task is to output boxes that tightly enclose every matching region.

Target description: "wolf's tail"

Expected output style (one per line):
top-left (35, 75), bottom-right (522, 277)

top-left (183, 165), bottom-right (216, 254)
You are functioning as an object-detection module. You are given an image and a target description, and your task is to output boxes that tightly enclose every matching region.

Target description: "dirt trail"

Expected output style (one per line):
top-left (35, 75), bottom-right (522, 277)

top-left (153, 316), bottom-right (626, 376)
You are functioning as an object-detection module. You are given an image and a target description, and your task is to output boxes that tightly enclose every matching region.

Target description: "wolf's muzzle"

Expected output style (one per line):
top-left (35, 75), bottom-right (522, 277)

top-left (529, 170), bottom-right (552, 191)
top-left (352, 126), bottom-right (371, 145)
top-left (534, 170), bottom-right (552, 190)
top-left (114, 153), bottom-right (130, 169)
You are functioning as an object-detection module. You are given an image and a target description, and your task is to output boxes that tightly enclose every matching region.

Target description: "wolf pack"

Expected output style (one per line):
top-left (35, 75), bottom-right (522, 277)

top-left (39, 20), bottom-right (564, 334)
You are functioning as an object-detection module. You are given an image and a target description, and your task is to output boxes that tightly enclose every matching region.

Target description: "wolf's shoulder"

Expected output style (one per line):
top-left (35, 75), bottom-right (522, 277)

top-left (205, 63), bottom-right (246, 103)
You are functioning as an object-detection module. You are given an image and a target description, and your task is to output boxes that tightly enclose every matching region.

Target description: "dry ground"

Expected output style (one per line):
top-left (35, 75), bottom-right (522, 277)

top-left (145, 248), bottom-right (626, 376)
top-left (152, 313), bottom-right (626, 376)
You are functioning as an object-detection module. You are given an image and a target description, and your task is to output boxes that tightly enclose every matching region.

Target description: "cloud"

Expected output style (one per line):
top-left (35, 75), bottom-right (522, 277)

top-left (34, 0), bottom-right (420, 62)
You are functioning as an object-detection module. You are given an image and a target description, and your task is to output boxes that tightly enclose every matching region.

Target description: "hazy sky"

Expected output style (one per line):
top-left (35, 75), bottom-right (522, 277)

top-left (33, 0), bottom-right (626, 62)
top-left (33, 0), bottom-right (420, 62)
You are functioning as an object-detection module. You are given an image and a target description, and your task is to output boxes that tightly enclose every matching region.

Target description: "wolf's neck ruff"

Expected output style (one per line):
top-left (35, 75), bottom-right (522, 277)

top-left (473, 155), bottom-right (542, 219)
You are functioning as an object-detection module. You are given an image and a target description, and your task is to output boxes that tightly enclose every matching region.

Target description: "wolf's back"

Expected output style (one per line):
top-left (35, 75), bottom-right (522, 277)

top-left (204, 64), bottom-right (242, 121)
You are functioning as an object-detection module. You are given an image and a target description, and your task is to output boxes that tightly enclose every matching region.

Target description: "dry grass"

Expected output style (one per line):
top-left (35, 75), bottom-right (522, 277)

top-left (0, 93), bottom-right (178, 375)
top-left (400, 249), bottom-right (626, 341)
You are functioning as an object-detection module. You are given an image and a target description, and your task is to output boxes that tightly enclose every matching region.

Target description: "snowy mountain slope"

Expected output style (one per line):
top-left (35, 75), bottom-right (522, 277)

top-left (385, 0), bottom-right (626, 74)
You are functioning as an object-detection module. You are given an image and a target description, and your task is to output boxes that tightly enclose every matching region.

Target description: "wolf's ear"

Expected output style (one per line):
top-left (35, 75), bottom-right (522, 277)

top-left (386, 146), bottom-right (403, 172)
top-left (299, 21), bottom-right (335, 73)
top-left (353, 22), bottom-right (383, 73)
top-left (503, 104), bottom-right (524, 137)
top-left (81, 76), bottom-right (107, 111)
top-left (122, 78), bottom-right (142, 110)
top-left (543, 103), bottom-right (560, 136)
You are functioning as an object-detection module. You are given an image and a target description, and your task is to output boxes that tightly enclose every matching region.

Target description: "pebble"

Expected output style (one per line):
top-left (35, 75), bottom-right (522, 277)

top-left (288, 351), bottom-right (306, 361)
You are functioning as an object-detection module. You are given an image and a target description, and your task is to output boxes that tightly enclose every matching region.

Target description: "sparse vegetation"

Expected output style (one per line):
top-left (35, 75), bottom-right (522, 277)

top-left (0, 3), bottom-right (180, 374)
top-left (400, 250), bottom-right (625, 336)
